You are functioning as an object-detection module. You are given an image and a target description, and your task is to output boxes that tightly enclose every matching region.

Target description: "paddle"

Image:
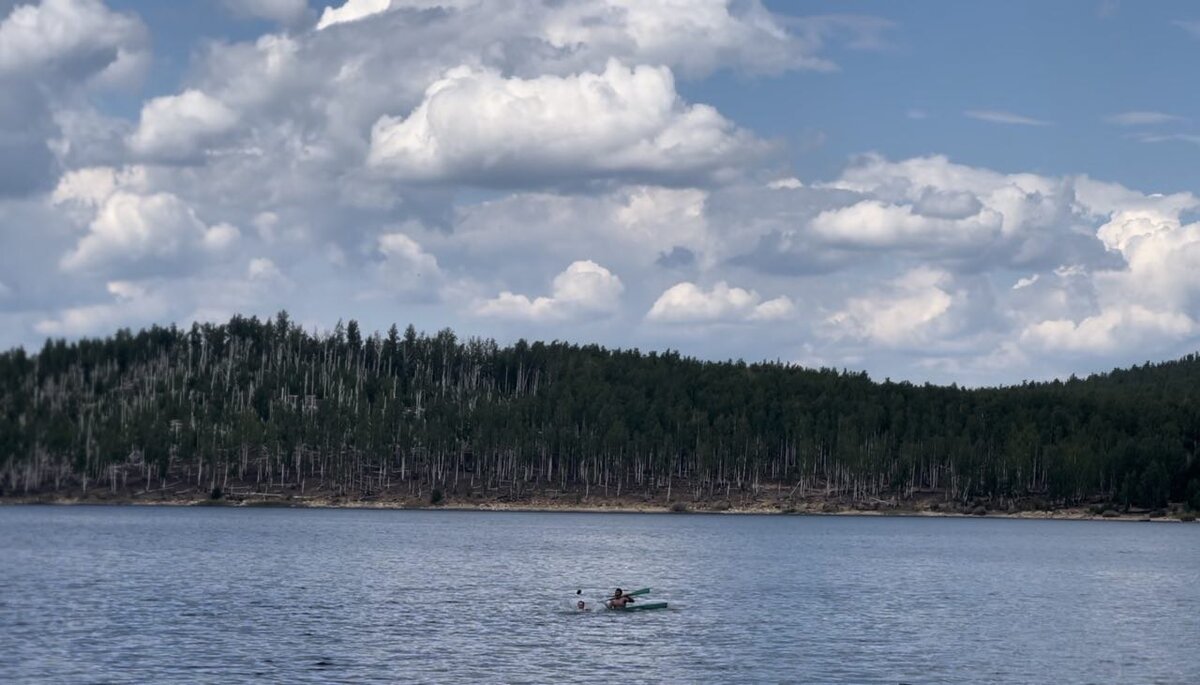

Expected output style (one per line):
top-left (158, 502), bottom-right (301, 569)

top-left (576, 587), bottom-right (650, 598)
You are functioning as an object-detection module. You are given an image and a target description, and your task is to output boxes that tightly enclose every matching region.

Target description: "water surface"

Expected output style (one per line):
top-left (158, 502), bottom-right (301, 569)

top-left (1, 506), bottom-right (1197, 683)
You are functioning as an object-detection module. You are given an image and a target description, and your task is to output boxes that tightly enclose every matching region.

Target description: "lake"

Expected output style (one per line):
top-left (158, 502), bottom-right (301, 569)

top-left (1, 506), bottom-right (1197, 684)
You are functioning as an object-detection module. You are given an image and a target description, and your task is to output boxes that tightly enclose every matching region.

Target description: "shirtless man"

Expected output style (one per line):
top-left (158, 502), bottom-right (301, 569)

top-left (607, 588), bottom-right (635, 609)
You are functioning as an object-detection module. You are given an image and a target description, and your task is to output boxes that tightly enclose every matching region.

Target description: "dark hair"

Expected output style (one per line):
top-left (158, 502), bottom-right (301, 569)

top-left (577, 589), bottom-right (582, 595)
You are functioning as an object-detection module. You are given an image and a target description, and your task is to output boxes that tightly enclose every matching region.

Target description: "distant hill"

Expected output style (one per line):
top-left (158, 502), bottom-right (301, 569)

top-left (2, 312), bottom-right (1198, 512)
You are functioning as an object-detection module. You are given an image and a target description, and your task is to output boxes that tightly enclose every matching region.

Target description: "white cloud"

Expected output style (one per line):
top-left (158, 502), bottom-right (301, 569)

top-left (368, 59), bottom-right (764, 186)
top-left (52, 165), bottom-right (147, 207)
top-left (316, 0), bottom-right (392, 29)
top-left (246, 257), bottom-right (289, 286)
top-left (203, 223), bottom-right (241, 251)
top-left (646, 281), bottom-right (793, 323)
top-left (3, 0), bottom-right (1193, 387)
top-left (34, 279), bottom-right (167, 336)
top-left (768, 177), bottom-right (804, 190)
top-left (826, 268), bottom-right (963, 347)
top-left (807, 154), bottom-right (1110, 270)
top-left (964, 110), bottom-right (1050, 126)
top-left (0, 0), bottom-right (147, 81)
top-left (1013, 275), bottom-right (1039, 290)
top-left (425, 184), bottom-right (722, 278)
top-left (0, 0), bottom-right (149, 197)
top-left (376, 231), bottom-right (444, 297)
top-left (1021, 305), bottom-right (1195, 355)
top-left (539, 0), bottom-right (852, 77)
top-left (1130, 132), bottom-right (1200, 147)
top-left (1104, 111), bottom-right (1186, 126)
top-left (128, 90), bottom-right (239, 161)
top-left (57, 183), bottom-right (239, 274)
top-left (315, 0), bottom-right (857, 76)
top-left (474, 260), bottom-right (623, 321)
top-left (810, 200), bottom-right (1001, 249)
top-left (60, 191), bottom-right (220, 270)
top-left (1095, 209), bottom-right (1177, 252)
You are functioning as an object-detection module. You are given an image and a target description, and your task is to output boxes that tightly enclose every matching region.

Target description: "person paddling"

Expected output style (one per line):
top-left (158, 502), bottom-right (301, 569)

top-left (607, 588), bottom-right (635, 609)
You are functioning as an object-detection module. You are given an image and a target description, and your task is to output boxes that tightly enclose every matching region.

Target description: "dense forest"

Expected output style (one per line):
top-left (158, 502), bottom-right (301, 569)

top-left (1, 312), bottom-right (1199, 512)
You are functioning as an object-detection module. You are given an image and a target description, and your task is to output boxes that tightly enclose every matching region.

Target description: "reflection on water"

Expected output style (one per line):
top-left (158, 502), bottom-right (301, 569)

top-left (1, 507), bottom-right (1198, 684)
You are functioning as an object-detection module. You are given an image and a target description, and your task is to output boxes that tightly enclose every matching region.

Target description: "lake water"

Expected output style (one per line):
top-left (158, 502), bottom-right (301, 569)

top-left (1, 506), bottom-right (1197, 684)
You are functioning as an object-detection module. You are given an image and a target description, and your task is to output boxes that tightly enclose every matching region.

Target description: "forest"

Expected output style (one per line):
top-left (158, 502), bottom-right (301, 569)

top-left (1, 312), bottom-right (1199, 512)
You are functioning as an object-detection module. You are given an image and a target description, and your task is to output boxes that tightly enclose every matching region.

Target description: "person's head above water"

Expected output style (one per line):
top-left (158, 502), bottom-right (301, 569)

top-left (577, 600), bottom-right (586, 610)
top-left (614, 588), bottom-right (623, 597)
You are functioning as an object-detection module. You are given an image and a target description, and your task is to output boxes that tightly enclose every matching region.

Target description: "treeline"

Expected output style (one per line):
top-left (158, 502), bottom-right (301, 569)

top-left (1, 312), bottom-right (1198, 510)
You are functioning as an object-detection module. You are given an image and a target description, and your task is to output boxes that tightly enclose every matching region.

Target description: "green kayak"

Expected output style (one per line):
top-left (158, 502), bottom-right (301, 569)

top-left (611, 601), bottom-right (668, 612)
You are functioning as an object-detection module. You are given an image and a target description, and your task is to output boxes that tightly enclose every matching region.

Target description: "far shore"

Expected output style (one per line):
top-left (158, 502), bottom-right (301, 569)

top-left (2, 492), bottom-right (1195, 523)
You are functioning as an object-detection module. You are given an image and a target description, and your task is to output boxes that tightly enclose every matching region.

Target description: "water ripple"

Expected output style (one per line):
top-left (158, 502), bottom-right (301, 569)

top-left (0, 508), bottom-right (1197, 683)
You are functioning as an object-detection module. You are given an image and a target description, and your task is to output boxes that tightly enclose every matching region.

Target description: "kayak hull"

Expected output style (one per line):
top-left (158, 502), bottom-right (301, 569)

top-left (612, 602), bottom-right (668, 612)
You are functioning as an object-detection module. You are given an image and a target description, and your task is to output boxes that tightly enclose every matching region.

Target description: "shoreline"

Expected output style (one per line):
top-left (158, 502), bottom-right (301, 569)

top-left (2, 494), bottom-right (1194, 523)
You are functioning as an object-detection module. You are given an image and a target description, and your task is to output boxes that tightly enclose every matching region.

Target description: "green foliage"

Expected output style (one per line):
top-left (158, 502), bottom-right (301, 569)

top-left (430, 488), bottom-right (443, 505)
top-left (1, 312), bottom-right (1198, 507)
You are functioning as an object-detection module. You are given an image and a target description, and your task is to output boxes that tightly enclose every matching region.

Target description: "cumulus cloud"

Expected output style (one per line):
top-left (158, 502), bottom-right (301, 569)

top-left (808, 154), bottom-right (1111, 270)
top-left (10, 1), bottom-right (1200, 385)
top-left (53, 167), bottom-right (239, 274)
top-left (312, 0), bottom-right (864, 76)
top-left (60, 191), bottom-right (240, 273)
top-left (51, 164), bottom-right (146, 206)
top-left (46, 0), bottom-right (875, 244)
top-left (128, 90), bottom-right (239, 161)
top-left (646, 281), bottom-right (793, 323)
top-left (0, 0), bottom-right (147, 80)
top-left (1001, 184), bottom-right (1200, 358)
top-left (375, 231), bottom-right (445, 299)
top-left (246, 257), bottom-right (292, 289)
top-left (425, 185), bottom-right (719, 280)
top-left (474, 260), bottom-right (623, 321)
top-left (34, 279), bottom-right (167, 336)
top-left (810, 200), bottom-right (1001, 249)
top-left (768, 177), bottom-right (804, 190)
top-left (1013, 275), bottom-right (1039, 290)
top-left (826, 268), bottom-right (964, 348)
top-left (316, 0), bottom-right (391, 29)
top-left (1021, 305), bottom-right (1195, 355)
top-left (0, 0), bottom-right (148, 196)
top-left (368, 60), bottom-right (765, 186)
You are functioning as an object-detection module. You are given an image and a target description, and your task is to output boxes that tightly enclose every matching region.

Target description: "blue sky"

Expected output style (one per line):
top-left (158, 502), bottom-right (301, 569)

top-left (696, 0), bottom-right (1200, 193)
top-left (92, 0), bottom-right (1200, 191)
top-left (3, 0), bottom-right (1200, 386)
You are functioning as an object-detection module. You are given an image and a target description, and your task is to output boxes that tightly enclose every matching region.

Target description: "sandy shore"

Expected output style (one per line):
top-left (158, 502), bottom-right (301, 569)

top-left (2, 493), bottom-right (1194, 522)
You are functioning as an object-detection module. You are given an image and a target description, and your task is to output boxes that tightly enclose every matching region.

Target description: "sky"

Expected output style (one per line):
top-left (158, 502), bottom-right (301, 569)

top-left (2, 0), bottom-right (1200, 386)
